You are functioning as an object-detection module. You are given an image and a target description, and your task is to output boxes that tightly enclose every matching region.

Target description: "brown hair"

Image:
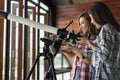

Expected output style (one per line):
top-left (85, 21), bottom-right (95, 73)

top-left (77, 11), bottom-right (97, 36)
top-left (88, 2), bottom-right (120, 32)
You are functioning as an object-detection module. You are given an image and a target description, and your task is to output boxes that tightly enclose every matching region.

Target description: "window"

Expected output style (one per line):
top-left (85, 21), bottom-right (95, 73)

top-left (2, 0), bottom-right (71, 80)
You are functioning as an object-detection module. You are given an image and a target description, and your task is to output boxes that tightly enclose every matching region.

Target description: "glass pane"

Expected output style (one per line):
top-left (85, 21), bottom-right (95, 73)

top-left (63, 56), bottom-right (69, 67)
top-left (40, 56), bottom-right (44, 80)
top-left (32, 0), bottom-right (38, 3)
top-left (63, 72), bottom-right (71, 80)
top-left (39, 15), bottom-right (45, 80)
top-left (40, 15), bottom-right (45, 52)
top-left (54, 54), bottom-right (62, 68)
top-left (40, 2), bottom-right (49, 11)
top-left (28, 10), bottom-right (34, 80)
top-left (40, 9), bottom-right (47, 13)
top-left (57, 74), bottom-right (62, 80)
top-left (10, 1), bottom-right (19, 80)
top-left (28, 1), bottom-right (35, 7)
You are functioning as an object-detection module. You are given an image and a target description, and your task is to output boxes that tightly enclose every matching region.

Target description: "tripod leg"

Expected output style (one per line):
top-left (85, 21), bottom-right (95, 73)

top-left (44, 65), bottom-right (51, 80)
top-left (26, 53), bottom-right (43, 80)
top-left (47, 54), bottom-right (57, 80)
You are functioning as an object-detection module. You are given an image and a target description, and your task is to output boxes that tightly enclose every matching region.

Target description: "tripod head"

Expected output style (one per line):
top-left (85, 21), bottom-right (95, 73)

top-left (40, 38), bottom-right (53, 46)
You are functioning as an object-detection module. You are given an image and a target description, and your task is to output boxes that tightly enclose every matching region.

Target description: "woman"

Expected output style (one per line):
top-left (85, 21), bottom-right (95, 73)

top-left (60, 11), bottom-right (97, 80)
top-left (79, 2), bottom-right (120, 80)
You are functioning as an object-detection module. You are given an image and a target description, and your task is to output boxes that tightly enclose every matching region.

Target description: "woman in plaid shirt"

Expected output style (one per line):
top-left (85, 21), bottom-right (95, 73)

top-left (60, 11), bottom-right (97, 80)
top-left (79, 2), bottom-right (120, 80)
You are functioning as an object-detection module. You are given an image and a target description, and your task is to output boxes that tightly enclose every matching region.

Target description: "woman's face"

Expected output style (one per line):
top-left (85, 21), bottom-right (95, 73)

top-left (89, 14), bottom-right (96, 25)
top-left (79, 17), bottom-right (89, 35)
top-left (89, 14), bottom-right (98, 28)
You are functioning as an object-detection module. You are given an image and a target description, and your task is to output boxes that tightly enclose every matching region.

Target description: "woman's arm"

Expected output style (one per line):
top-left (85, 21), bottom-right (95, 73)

top-left (62, 50), bottom-right (75, 58)
top-left (60, 42), bottom-right (91, 64)
top-left (77, 37), bottom-right (95, 50)
top-left (70, 46), bottom-right (91, 64)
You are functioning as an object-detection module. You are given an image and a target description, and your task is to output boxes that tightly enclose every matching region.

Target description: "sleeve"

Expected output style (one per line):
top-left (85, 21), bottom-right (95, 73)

top-left (93, 24), bottom-right (115, 63)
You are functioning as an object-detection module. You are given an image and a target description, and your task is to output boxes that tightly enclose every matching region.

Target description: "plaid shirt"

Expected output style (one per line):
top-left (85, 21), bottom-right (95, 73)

top-left (70, 36), bottom-right (94, 80)
top-left (90, 24), bottom-right (120, 80)
top-left (70, 56), bottom-right (90, 80)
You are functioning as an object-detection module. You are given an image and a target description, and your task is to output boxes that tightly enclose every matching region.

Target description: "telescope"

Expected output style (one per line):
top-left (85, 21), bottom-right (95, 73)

top-left (0, 10), bottom-right (81, 43)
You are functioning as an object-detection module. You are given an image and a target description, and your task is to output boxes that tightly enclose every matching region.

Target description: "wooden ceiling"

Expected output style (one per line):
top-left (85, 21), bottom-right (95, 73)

top-left (52, 0), bottom-right (101, 6)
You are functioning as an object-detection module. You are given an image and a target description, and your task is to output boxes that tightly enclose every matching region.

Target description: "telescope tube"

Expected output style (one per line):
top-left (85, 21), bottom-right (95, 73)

top-left (0, 10), bottom-right (58, 34)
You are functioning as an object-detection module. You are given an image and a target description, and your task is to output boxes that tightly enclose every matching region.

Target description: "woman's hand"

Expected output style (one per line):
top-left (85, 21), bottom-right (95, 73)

top-left (60, 43), bottom-right (75, 58)
top-left (77, 37), bottom-right (95, 49)
top-left (77, 37), bottom-right (90, 45)
top-left (60, 43), bottom-right (73, 52)
top-left (83, 58), bottom-right (91, 65)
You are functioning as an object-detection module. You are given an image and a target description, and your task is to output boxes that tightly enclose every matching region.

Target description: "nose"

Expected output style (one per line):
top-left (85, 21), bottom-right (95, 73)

top-left (91, 19), bottom-right (93, 24)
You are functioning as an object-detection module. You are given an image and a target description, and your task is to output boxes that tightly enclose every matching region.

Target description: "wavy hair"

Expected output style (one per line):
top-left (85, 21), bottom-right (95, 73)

top-left (77, 11), bottom-right (97, 36)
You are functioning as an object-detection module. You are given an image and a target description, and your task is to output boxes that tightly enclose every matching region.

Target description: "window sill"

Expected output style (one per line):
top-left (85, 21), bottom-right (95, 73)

top-left (55, 67), bottom-right (72, 74)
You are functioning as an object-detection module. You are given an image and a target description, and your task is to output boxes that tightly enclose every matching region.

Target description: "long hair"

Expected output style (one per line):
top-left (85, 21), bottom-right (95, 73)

top-left (77, 11), bottom-right (97, 36)
top-left (88, 2), bottom-right (120, 32)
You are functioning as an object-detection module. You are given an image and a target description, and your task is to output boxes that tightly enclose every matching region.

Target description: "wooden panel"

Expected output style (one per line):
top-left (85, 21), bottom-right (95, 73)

top-left (17, 0), bottom-right (23, 80)
top-left (104, 0), bottom-right (120, 24)
top-left (54, 2), bottom-right (92, 33)
top-left (0, 0), bottom-right (4, 79)
top-left (54, 0), bottom-right (120, 33)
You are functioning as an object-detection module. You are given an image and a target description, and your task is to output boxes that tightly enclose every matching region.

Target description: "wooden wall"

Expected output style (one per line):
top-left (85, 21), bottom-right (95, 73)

top-left (104, 0), bottom-right (120, 24)
top-left (0, 0), bottom-right (4, 79)
top-left (54, 0), bottom-right (120, 33)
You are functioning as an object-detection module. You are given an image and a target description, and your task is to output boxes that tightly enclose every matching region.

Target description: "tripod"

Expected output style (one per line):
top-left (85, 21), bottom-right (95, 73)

top-left (26, 20), bottom-right (74, 80)
top-left (26, 38), bottom-right (60, 80)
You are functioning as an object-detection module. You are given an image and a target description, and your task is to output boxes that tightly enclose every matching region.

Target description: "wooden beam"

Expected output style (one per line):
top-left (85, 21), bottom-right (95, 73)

top-left (0, 0), bottom-right (4, 79)
top-left (69, 0), bottom-right (74, 4)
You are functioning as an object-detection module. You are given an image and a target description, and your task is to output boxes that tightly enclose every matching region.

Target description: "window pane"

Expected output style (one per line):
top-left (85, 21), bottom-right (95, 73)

top-left (54, 54), bottom-right (62, 68)
top-left (10, 1), bottom-right (19, 80)
top-left (63, 72), bottom-right (71, 80)
top-left (63, 56), bottom-right (69, 67)
top-left (40, 9), bottom-right (47, 13)
top-left (57, 74), bottom-right (62, 80)
top-left (40, 2), bottom-right (49, 11)
top-left (32, 0), bottom-right (38, 3)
